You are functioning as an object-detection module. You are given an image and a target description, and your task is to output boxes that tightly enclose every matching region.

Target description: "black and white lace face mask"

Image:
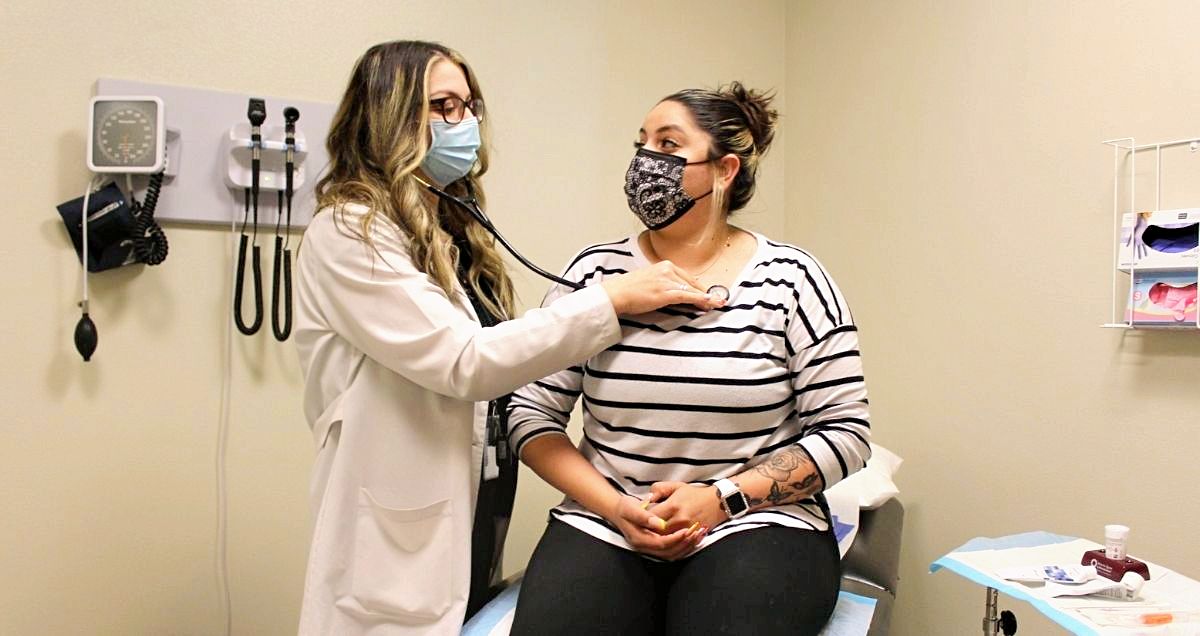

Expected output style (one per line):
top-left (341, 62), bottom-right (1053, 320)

top-left (623, 148), bottom-right (713, 230)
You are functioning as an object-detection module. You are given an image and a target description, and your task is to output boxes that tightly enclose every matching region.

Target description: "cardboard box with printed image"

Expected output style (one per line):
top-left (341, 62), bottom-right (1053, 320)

top-left (1118, 208), bottom-right (1200, 271)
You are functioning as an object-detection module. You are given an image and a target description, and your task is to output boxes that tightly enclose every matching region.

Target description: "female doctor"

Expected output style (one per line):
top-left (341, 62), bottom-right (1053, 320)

top-left (293, 40), bottom-right (722, 635)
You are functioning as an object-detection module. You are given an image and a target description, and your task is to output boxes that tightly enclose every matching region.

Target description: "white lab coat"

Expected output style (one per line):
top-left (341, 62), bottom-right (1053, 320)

top-left (293, 204), bottom-right (621, 635)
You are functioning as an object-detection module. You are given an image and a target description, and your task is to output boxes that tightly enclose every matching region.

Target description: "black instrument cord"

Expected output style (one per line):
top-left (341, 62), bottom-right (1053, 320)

top-left (271, 107), bottom-right (299, 342)
top-left (271, 190), bottom-right (293, 341)
top-left (234, 187), bottom-right (263, 335)
top-left (235, 101), bottom-right (267, 336)
top-left (131, 172), bottom-right (169, 265)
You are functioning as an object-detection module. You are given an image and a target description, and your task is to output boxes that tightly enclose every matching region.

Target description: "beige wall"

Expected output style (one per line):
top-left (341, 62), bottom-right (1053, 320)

top-left (8, 0), bottom-right (1197, 634)
top-left (786, 1), bottom-right (1200, 634)
top-left (0, 1), bottom-right (784, 634)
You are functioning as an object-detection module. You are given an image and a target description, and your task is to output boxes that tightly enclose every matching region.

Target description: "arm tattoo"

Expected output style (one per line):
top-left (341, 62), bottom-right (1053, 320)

top-left (750, 447), bottom-right (820, 507)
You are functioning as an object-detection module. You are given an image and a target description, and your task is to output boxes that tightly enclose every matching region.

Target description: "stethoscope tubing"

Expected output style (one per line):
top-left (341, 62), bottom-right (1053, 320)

top-left (422, 180), bottom-right (731, 302)
top-left (422, 183), bottom-right (584, 291)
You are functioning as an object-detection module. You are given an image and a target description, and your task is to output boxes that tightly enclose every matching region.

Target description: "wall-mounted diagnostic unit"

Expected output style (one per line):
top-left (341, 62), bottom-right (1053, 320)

top-left (88, 96), bottom-right (166, 173)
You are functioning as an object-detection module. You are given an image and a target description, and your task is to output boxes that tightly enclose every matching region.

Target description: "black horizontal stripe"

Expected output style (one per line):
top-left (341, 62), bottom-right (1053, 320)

top-left (808, 416), bottom-right (870, 429)
top-left (807, 325), bottom-right (858, 348)
top-left (804, 350), bottom-right (861, 368)
top-left (564, 241), bottom-right (632, 271)
top-left (794, 375), bottom-right (865, 396)
top-left (605, 477), bottom-right (631, 495)
top-left (744, 509), bottom-right (820, 530)
top-left (652, 306), bottom-right (702, 319)
top-left (793, 400), bottom-right (868, 420)
top-left (740, 279), bottom-right (803, 330)
top-left (510, 393), bottom-right (571, 420)
top-left (797, 501), bottom-right (824, 517)
top-left (763, 240), bottom-right (818, 263)
top-left (566, 366), bottom-right (584, 374)
top-left (585, 366), bottom-right (797, 387)
top-left (578, 267), bottom-right (627, 285)
top-left (618, 318), bottom-right (786, 340)
top-left (705, 521), bottom-right (771, 541)
top-left (739, 278), bottom-right (796, 290)
top-left (753, 430), bottom-right (806, 456)
top-left (606, 343), bottom-right (786, 364)
top-left (549, 508), bottom-right (621, 535)
top-left (623, 475), bottom-right (719, 487)
top-left (586, 392), bottom-right (794, 415)
top-left (584, 403), bottom-right (779, 440)
top-left (752, 256), bottom-right (806, 271)
top-left (534, 380), bottom-right (582, 397)
top-left (585, 434), bottom-right (748, 466)
top-left (807, 423), bottom-right (870, 448)
top-left (651, 299), bottom-right (792, 320)
top-left (715, 300), bottom-right (789, 315)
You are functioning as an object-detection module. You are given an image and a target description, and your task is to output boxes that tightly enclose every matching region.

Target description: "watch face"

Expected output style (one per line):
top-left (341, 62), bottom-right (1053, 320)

top-left (93, 100), bottom-right (159, 168)
top-left (726, 492), bottom-right (749, 517)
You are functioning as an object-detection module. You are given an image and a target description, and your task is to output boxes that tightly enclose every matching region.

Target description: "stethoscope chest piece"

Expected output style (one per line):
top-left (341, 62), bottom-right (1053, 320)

top-left (707, 284), bottom-right (730, 302)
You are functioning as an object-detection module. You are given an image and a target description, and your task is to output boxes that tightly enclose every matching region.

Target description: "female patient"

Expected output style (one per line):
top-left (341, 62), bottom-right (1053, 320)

top-left (506, 83), bottom-right (872, 635)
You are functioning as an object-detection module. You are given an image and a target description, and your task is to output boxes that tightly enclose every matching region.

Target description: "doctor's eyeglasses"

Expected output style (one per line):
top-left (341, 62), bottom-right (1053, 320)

top-left (429, 96), bottom-right (485, 125)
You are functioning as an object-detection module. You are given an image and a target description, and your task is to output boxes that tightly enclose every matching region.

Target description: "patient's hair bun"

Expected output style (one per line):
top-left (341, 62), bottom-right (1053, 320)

top-left (720, 81), bottom-right (778, 155)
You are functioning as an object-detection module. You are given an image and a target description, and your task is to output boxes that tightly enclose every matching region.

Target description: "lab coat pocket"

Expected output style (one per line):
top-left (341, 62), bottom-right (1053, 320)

top-left (352, 488), bottom-right (453, 620)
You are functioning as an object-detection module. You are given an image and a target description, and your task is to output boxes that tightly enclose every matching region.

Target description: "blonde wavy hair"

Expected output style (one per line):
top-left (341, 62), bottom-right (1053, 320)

top-left (314, 40), bottom-right (514, 319)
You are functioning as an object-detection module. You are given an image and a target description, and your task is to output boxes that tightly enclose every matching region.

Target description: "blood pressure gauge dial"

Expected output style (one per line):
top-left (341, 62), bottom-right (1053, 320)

top-left (87, 96), bottom-right (165, 173)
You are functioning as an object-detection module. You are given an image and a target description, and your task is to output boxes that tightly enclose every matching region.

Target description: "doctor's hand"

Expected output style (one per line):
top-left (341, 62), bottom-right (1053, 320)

top-left (646, 481), bottom-right (728, 537)
top-left (606, 494), bottom-right (707, 561)
top-left (601, 261), bottom-right (725, 315)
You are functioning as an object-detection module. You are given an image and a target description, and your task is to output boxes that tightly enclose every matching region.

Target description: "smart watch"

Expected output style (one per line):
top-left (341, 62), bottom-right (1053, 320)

top-left (715, 478), bottom-right (749, 520)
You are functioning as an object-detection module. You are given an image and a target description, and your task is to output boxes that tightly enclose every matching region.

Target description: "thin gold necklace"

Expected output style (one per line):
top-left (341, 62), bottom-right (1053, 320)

top-left (645, 227), bottom-right (732, 279)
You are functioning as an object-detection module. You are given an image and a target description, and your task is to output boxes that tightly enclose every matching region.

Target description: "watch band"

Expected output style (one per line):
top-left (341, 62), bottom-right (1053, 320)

top-left (715, 478), bottom-right (749, 519)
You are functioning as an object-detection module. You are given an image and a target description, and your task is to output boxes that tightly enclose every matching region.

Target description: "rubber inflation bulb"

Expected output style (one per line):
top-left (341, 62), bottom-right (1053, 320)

top-left (75, 312), bottom-right (98, 361)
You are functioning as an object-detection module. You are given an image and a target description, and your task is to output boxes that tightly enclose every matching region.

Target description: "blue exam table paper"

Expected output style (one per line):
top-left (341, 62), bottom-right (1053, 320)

top-left (931, 533), bottom-right (1102, 635)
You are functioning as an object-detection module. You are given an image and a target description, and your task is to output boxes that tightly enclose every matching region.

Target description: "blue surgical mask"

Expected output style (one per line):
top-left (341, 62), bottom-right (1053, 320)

top-left (421, 117), bottom-right (481, 187)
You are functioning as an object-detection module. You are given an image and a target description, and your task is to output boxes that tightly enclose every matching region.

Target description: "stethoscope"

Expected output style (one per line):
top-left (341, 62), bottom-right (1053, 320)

top-left (417, 177), bottom-right (584, 291)
top-left (416, 177), bottom-right (732, 302)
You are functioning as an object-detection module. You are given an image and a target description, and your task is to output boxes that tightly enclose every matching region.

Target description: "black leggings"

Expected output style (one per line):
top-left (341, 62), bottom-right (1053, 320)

top-left (510, 519), bottom-right (841, 636)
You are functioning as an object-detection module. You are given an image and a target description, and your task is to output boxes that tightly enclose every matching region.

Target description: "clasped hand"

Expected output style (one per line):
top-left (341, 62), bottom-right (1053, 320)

top-left (606, 481), bottom-right (727, 561)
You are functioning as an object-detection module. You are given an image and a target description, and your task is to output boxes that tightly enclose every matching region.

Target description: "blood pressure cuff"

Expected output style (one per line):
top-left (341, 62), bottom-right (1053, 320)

top-left (57, 181), bottom-right (138, 272)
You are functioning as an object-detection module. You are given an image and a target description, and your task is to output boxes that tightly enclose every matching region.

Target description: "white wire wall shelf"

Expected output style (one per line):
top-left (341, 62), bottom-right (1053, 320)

top-left (1102, 137), bottom-right (1200, 330)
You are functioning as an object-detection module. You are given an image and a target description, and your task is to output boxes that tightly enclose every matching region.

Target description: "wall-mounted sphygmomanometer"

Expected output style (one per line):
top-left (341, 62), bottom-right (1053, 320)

top-left (87, 96), bottom-right (166, 173)
top-left (224, 98), bottom-right (306, 341)
top-left (57, 95), bottom-right (174, 361)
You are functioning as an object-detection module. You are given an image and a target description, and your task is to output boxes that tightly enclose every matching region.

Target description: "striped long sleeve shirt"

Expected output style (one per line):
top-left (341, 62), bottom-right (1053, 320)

top-left (507, 231), bottom-right (871, 554)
